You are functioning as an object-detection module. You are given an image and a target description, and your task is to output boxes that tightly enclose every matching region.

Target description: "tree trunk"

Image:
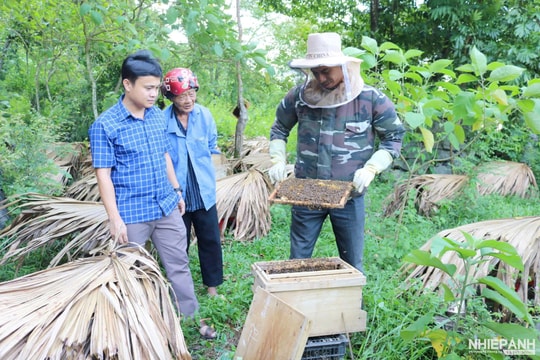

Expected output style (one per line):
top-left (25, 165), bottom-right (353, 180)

top-left (233, 0), bottom-right (248, 158)
top-left (370, 0), bottom-right (379, 34)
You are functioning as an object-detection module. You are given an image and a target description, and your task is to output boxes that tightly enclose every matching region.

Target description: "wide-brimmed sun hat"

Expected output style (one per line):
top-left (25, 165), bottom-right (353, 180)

top-left (289, 32), bottom-right (362, 69)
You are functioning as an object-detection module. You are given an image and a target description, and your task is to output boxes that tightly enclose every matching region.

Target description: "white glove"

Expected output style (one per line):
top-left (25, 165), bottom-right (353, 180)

top-left (353, 150), bottom-right (393, 193)
top-left (268, 139), bottom-right (288, 184)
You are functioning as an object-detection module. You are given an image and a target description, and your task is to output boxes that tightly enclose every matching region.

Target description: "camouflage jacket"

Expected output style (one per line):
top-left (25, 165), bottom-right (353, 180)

top-left (270, 84), bottom-right (405, 181)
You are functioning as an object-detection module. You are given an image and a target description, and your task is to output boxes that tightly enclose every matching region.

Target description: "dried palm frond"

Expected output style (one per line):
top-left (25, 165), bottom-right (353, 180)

top-left (77, 153), bottom-right (96, 178)
top-left (0, 246), bottom-right (191, 360)
top-left (0, 193), bottom-right (109, 267)
top-left (46, 142), bottom-right (88, 185)
top-left (216, 169), bottom-right (272, 241)
top-left (228, 137), bottom-right (271, 172)
top-left (402, 216), bottom-right (540, 305)
top-left (212, 153), bottom-right (230, 180)
top-left (384, 174), bottom-right (469, 217)
top-left (64, 172), bottom-right (101, 202)
top-left (238, 152), bottom-right (274, 172)
top-left (240, 136), bottom-right (269, 157)
top-left (475, 161), bottom-right (537, 198)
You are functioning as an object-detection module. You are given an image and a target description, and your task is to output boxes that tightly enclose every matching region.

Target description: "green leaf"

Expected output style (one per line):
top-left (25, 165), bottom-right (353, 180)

top-left (456, 64), bottom-right (474, 73)
top-left (359, 53), bottom-right (377, 69)
top-left (479, 276), bottom-right (533, 324)
top-left (125, 23), bottom-right (137, 36)
top-left (476, 239), bottom-right (518, 255)
top-left (429, 59), bottom-right (453, 74)
top-left (517, 99), bottom-right (536, 113)
top-left (388, 69), bottom-right (403, 81)
top-left (470, 46), bottom-right (487, 76)
top-left (404, 112), bottom-right (424, 129)
top-left (487, 61), bottom-right (506, 71)
top-left (488, 65), bottom-right (524, 82)
top-left (380, 41), bottom-right (401, 51)
top-left (343, 47), bottom-right (364, 58)
top-left (420, 127), bottom-right (434, 153)
top-left (437, 68), bottom-right (456, 79)
top-left (523, 83), bottom-right (540, 98)
top-left (404, 49), bottom-right (423, 60)
top-left (491, 89), bottom-right (508, 105)
top-left (454, 124), bottom-right (465, 143)
top-left (79, 3), bottom-right (91, 16)
top-left (383, 51), bottom-right (406, 66)
top-left (456, 74), bottom-right (477, 84)
top-left (447, 133), bottom-right (460, 150)
top-left (424, 329), bottom-right (451, 358)
top-left (453, 247), bottom-right (477, 259)
top-left (403, 249), bottom-right (456, 276)
top-left (252, 56), bottom-right (267, 67)
top-left (400, 313), bottom-right (432, 341)
top-left (164, 7), bottom-right (179, 24)
top-left (361, 36), bottom-right (378, 55)
top-left (488, 253), bottom-right (524, 271)
top-left (90, 10), bottom-right (103, 25)
top-left (206, 13), bottom-right (221, 25)
top-left (213, 42), bottom-right (223, 57)
top-left (452, 92), bottom-right (476, 124)
top-left (435, 81), bottom-right (461, 95)
top-left (422, 99), bottom-right (447, 111)
top-left (523, 99), bottom-right (540, 134)
top-left (483, 322), bottom-right (539, 340)
top-left (440, 283), bottom-right (455, 302)
top-left (404, 72), bottom-right (423, 83)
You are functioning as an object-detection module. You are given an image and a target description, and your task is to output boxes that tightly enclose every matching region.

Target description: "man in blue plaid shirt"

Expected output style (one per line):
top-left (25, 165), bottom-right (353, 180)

top-left (88, 50), bottom-right (216, 340)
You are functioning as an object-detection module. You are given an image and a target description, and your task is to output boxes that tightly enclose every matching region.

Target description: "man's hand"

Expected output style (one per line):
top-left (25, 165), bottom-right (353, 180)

top-left (353, 165), bottom-right (378, 193)
top-left (353, 150), bottom-right (394, 193)
top-left (177, 197), bottom-right (186, 216)
top-left (268, 139), bottom-right (288, 184)
top-left (109, 217), bottom-right (128, 244)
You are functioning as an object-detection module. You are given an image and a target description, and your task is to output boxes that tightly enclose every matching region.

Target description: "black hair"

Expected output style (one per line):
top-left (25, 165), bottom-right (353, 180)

top-left (121, 50), bottom-right (162, 83)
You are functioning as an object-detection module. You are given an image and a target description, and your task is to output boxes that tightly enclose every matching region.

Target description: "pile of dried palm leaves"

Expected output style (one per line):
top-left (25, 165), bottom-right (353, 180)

top-left (384, 161), bottom-right (537, 217)
top-left (384, 174), bottom-right (469, 216)
top-left (46, 142), bottom-right (88, 186)
top-left (0, 193), bottom-right (109, 266)
top-left (0, 246), bottom-right (191, 360)
top-left (216, 169), bottom-right (272, 241)
top-left (401, 216), bottom-right (540, 305)
top-left (64, 171), bottom-right (101, 202)
top-left (475, 161), bottom-right (538, 198)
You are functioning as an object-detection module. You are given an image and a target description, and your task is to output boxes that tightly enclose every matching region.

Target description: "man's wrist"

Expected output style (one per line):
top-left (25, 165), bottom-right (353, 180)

top-left (174, 186), bottom-right (183, 193)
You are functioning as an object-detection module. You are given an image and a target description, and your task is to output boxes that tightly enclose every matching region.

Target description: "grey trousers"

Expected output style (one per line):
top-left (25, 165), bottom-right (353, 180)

top-left (126, 208), bottom-right (199, 317)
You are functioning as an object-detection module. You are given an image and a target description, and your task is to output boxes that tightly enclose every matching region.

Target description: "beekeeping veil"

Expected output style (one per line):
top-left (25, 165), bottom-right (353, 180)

top-left (289, 32), bottom-right (364, 109)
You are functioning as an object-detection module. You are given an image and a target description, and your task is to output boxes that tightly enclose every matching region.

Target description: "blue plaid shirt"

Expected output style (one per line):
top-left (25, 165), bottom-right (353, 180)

top-left (89, 95), bottom-right (179, 224)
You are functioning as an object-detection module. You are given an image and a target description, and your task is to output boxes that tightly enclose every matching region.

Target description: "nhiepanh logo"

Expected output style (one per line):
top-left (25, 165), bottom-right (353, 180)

top-left (468, 337), bottom-right (536, 355)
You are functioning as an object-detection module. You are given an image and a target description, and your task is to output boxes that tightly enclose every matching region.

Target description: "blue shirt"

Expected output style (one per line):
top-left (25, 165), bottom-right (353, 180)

top-left (163, 103), bottom-right (220, 211)
top-left (89, 95), bottom-right (179, 224)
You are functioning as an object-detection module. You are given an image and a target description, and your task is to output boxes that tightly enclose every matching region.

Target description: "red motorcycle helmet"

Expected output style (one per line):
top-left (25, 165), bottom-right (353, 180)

top-left (161, 68), bottom-right (199, 100)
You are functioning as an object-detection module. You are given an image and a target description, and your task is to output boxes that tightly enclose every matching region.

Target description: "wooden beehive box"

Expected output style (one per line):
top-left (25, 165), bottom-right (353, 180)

top-left (251, 257), bottom-right (367, 336)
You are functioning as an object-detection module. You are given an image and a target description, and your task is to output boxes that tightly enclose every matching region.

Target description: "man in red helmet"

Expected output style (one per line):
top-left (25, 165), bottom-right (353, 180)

top-left (161, 68), bottom-right (224, 300)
